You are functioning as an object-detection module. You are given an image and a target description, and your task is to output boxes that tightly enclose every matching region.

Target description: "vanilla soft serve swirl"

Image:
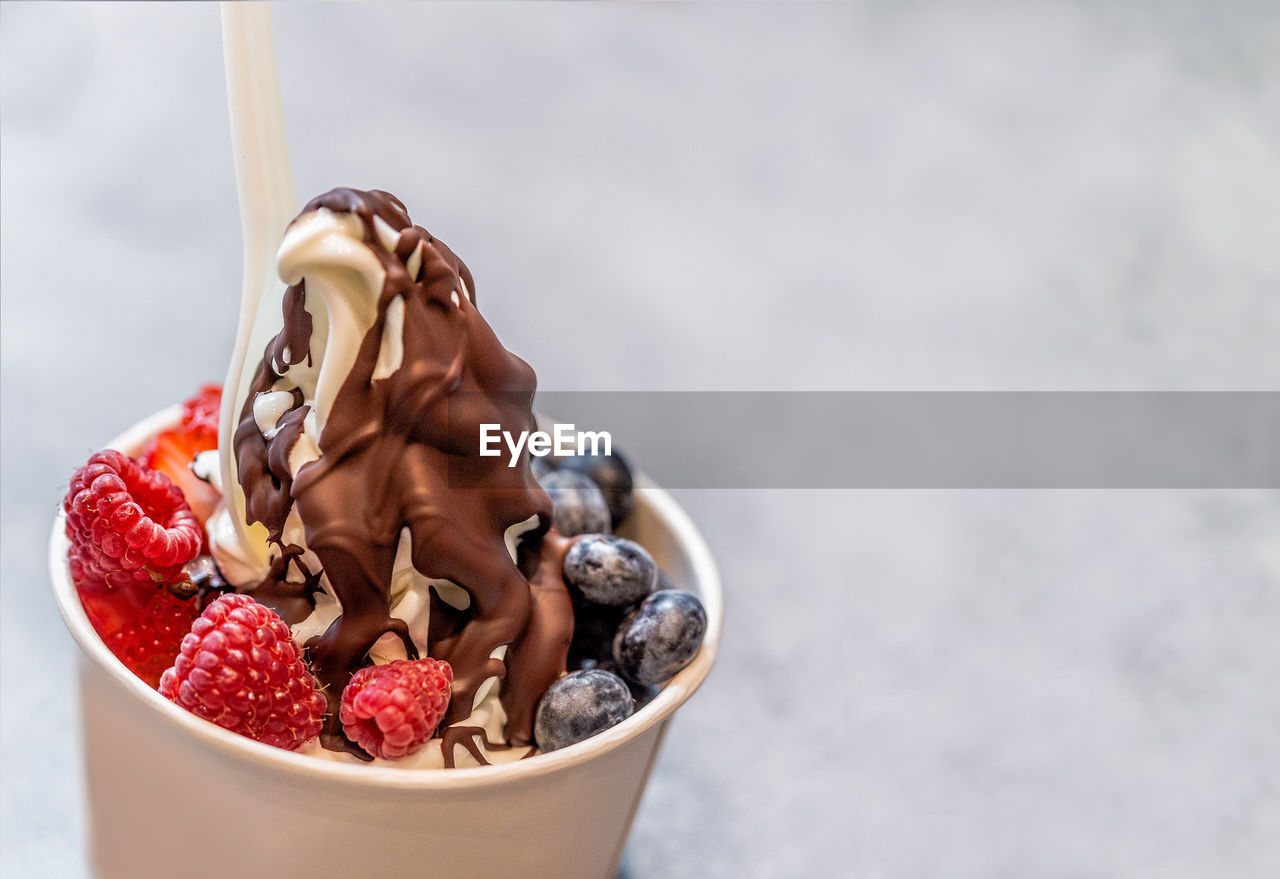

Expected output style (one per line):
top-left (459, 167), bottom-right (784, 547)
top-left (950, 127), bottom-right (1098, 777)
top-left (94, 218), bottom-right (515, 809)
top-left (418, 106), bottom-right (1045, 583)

top-left (210, 188), bottom-right (574, 763)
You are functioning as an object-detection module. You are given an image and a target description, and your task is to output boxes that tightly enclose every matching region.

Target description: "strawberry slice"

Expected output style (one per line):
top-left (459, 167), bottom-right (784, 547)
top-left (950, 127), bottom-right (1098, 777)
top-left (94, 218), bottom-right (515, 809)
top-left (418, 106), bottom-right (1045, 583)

top-left (141, 431), bottom-right (220, 526)
top-left (139, 385), bottom-right (222, 530)
top-left (178, 383), bottom-right (221, 439)
top-left (80, 584), bottom-right (200, 689)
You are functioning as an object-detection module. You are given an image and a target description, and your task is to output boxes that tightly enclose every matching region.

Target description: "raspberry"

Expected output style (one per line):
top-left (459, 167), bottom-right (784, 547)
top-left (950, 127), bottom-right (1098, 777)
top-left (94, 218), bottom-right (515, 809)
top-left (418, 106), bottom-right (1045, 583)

top-left (63, 450), bottom-right (202, 594)
top-left (159, 594), bottom-right (326, 751)
top-left (79, 586), bottom-right (200, 688)
top-left (340, 659), bottom-right (453, 760)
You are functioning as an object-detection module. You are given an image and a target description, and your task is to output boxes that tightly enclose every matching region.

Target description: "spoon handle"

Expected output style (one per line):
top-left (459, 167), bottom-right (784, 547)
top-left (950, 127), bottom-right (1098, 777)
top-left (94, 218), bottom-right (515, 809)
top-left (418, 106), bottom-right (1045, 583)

top-left (219, 0), bottom-right (297, 561)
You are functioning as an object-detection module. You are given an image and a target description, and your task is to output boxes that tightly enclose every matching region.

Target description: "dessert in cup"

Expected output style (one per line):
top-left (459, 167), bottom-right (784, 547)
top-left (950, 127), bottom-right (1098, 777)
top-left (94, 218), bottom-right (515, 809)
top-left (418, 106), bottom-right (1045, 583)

top-left (52, 187), bottom-right (722, 879)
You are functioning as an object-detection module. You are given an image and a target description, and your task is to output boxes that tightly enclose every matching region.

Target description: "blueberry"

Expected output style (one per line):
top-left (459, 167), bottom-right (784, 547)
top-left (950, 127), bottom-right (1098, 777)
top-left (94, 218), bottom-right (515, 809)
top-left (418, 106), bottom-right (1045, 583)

top-left (534, 669), bottom-right (634, 752)
top-left (563, 535), bottom-right (657, 607)
top-left (576, 658), bottom-right (660, 708)
top-left (567, 601), bottom-right (629, 670)
top-left (612, 590), bottom-right (707, 686)
top-left (538, 470), bottom-right (611, 537)
top-left (555, 446), bottom-right (634, 527)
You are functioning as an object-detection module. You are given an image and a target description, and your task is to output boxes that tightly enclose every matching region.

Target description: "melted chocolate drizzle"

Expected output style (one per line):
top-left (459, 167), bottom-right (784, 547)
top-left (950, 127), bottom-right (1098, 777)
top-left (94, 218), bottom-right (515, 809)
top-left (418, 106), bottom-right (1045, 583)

top-left (251, 543), bottom-right (324, 626)
top-left (233, 188), bottom-right (574, 756)
top-left (440, 725), bottom-right (513, 769)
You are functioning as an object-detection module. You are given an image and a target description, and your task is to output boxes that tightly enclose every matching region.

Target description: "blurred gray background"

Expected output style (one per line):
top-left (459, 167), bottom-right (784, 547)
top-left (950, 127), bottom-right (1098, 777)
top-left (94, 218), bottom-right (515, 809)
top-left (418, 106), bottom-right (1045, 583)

top-left (3, 2), bottom-right (1280, 876)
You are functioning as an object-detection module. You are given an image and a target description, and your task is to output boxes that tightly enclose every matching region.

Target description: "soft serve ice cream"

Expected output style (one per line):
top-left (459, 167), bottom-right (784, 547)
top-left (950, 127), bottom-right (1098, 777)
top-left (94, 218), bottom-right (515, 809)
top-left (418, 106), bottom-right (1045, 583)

top-left (208, 188), bottom-right (574, 764)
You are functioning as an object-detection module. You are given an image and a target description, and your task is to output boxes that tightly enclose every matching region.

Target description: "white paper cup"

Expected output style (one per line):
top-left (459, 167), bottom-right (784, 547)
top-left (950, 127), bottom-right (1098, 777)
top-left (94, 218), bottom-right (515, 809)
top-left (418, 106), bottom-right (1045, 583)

top-left (50, 408), bottom-right (722, 879)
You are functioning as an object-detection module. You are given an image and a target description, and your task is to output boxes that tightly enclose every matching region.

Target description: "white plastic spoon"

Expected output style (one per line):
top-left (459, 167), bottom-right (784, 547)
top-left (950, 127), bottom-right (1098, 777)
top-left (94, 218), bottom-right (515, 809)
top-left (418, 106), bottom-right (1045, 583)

top-left (218, 1), bottom-right (296, 563)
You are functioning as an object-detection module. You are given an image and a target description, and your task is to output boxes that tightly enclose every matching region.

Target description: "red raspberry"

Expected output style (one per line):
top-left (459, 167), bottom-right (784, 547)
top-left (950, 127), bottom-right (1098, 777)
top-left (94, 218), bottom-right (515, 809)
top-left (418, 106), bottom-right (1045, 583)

top-left (340, 659), bottom-right (454, 760)
top-left (79, 586), bottom-right (200, 689)
top-left (159, 594), bottom-right (326, 751)
top-left (63, 450), bottom-right (202, 594)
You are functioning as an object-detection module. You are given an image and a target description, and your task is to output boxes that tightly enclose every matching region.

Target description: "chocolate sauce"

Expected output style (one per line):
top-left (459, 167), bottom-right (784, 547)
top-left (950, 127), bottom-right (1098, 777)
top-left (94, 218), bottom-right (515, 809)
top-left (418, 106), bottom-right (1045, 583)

top-left (233, 188), bottom-right (574, 755)
top-left (273, 283), bottom-right (313, 372)
top-left (440, 725), bottom-right (513, 769)
top-left (501, 531), bottom-right (575, 746)
top-left (251, 543), bottom-right (323, 625)
top-left (235, 366), bottom-right (304, 544)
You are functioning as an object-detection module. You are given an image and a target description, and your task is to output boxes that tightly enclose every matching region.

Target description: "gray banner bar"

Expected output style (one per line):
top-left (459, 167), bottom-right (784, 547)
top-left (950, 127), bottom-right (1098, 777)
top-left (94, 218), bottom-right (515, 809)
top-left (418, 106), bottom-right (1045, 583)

top-left (514, 392), bottom-right (1280, 488)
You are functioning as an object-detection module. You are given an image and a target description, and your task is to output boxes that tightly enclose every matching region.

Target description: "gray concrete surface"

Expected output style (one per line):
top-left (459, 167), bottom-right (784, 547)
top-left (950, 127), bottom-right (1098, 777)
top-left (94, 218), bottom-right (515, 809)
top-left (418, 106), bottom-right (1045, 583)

top-left (3, 2), bottom-right (1279, 877)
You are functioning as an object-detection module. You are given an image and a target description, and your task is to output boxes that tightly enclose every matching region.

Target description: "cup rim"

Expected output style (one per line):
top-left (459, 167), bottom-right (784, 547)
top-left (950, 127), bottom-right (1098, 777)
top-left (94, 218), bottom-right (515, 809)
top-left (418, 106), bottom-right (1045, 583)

top-left (50, 406), bottom-right (723, 791)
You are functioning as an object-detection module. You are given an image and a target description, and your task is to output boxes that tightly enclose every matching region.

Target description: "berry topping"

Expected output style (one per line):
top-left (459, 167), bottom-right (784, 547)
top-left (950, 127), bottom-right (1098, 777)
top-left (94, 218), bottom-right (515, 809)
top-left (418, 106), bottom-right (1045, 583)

top-left (574, 658), bottom-right (661, 710)
top-left (78, 585), bottom-right (200, 689)
top-left (612, 590), bottom-right (707, 686)
top-left (563, 535), bottom-right (657, 607)
top-left (177, 383), bottom-right (222, 438)
top-left (538, 469), bottom-right (611, 537)
top-left (159, 594), bottom-right (326, 751)
top-left (552, 446), bottom-right (634, 527)
top-left (339, 658), bottom-right (454, 760)
top-left (139, 385), bottom-right (223, 528)
top-left (534, 669), bottom-right (634, 752)
top-left (567, 600), bottom-right (628, 671)
top-left (64, 449), bottom-right (203, 594)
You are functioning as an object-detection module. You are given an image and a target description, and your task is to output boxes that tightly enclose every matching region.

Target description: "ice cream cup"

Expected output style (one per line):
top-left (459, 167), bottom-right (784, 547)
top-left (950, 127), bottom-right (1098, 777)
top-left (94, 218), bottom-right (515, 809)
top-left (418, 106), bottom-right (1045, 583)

top-left (50, 407), bottom-right (723, 879)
